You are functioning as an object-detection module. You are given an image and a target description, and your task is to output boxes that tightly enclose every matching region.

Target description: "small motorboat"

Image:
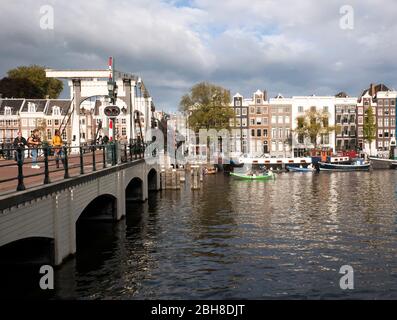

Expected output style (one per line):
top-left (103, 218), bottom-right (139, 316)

top-left (319, 159), bottom-right (370, 172)
top-left (286, 165), bottom-right (315, 173)
top-left (230, 172), bottom-right (275, 180)
top-left (369, 157), bottom-right (397, 170)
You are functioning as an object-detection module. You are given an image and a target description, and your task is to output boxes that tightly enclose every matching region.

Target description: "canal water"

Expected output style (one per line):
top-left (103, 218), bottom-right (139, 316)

top-left (6, 171), bottom-right (397, 299)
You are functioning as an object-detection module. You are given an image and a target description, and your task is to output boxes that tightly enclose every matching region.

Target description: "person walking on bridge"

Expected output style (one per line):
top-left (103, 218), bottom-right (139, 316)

top-left (28, 129), bottom-right (41, 169)
top-left (52, 129), bottom-right (64, 169)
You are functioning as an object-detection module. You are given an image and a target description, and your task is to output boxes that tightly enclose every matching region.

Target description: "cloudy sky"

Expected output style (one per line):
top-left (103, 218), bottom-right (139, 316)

top-left (0, 0), bottom-right (396, 111)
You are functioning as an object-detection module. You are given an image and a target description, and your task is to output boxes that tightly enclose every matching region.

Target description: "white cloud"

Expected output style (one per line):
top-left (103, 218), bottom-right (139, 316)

top-left (0, 0), bottom-right (397, 110)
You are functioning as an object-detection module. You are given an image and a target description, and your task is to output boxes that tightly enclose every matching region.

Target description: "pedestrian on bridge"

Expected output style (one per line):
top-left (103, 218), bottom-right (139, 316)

top-left (52, 129), bottom-right (64, 169)
top-left (13, 131), bottom-right (27, 164)
top-left (28, 129), bottom-right (41, 169)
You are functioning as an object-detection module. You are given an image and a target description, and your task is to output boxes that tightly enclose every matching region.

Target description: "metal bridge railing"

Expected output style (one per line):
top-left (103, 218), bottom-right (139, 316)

top-left (0, 140), bottom-right (145, 194)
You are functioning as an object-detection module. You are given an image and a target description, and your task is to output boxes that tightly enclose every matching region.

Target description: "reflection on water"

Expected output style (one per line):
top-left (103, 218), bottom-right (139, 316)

top-left (7, 171), bottom-right (397, 299)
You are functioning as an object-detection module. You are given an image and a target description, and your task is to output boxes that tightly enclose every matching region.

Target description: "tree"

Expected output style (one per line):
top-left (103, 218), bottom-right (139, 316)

top-left (0, 77), bottom-right (42, 98)
top-left (3, 65), bottom-right (63, 99)
top-left (363, 106), bottom-right (376, 156)
top-left (179, 82), bottom-right (233, 131)
top-left (294, 109), bottom-right (335, 149)
top-left (179, 82), bottom-right (234, 162)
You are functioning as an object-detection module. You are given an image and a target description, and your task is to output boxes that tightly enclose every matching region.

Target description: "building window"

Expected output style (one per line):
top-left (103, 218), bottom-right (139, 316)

top-left (229, 119), bottom-right (235, 127)
top-left (358, 107), bottom-right (363, 115)
top-left (298, 106), bottom-right (304, 113)
top-left (378, 129), bottom-right (383, 138)
top-left (263, 129), bottom-right (268, 137)
top-left (251, 129), bottom-right (255, 137)
top-left (385, 100), bottom-right (389, 106)
top-left (278, 128), bottom-right (283, 139)
top-left (278, 142), bottom-right (283, 152)
top-left (378, 108), bottom-right (383, 116)
top-left (272, 128), bottom-right (277, 139)
top-left (4, 107), bottom-right (12, 116)
top-left (28, 102), bottom-right (36, 113)
top-left (256, 98), bottom-right (261, 104)
top-left (262, 117), bottom-right (268, 125)
top-left (256, 117), bottom-right (262, 125)
top-left (385, 118), bottom-right (389, 127)
top-left (378, 119), bottom-right (383, 127)
top-left (323, 106), bottom-right (329, 113)
top-left (378, 141), bottom-right (383, 148)
top-left (29, 119), bottom-right (35, 127)
top-left (358, 116), bottom-right (363, 125)
top-left (272, 116), bottom-right (277, 124)
top-left (256, 107), bottom-right (262, 114)
top-left (235, 108), bottom-right (241, 116)
top-left (285, 116), bottom-right (290, 124)
top-left (271, 142), bottom-right (277, 152)
top-left (47, 120), bottom-right (52, 126)
top-left (236, 118), bottom-right (241, 127)
top-left (122, 119), bottom-right (127, 124)
top-left (122, 127), bottom-right (127, 136)
top-left (257, 129), bottom-right (261, 137)
top-left (378, 100), bottom-right (383, 106)
top-left (55, 119), bottom-right (60, 126)
top-left (250, 118), bottom-right (255, 125)
top-left (242, 118), bottom-right (247, 127)
top-left (235, 99), bottom-right (241, 107)
top-left (250, 107), bottom-right (255, 114)
top-left (391, 118), bottom-right (395, 127)
top-left (47, 129), bottom-right (52, 140)
top-left (52, 106), bottom-right (61, 116)
top-left (384, 129), bottom-right (389, 138)
top-left (13, 120), bottom-right (18, 126)
top-left (62, 131), bottom-right (67, 140)
top-left (242, 108), bottom-right (247, 116)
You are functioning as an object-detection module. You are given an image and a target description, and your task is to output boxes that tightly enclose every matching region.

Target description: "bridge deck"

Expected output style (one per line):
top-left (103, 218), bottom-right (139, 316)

top-left (0, 151), bottom-right (108, 197)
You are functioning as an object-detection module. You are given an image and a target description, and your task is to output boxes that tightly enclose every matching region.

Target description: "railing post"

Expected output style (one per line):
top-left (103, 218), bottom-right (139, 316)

top-left (79, 146), bottom-right (84, 174)
top-left (92, 146), bottom-right (97, 171)
top-left (16, 147), bottom-right (26, 191)
top-left (44, 146), bottom-right (51, 184)
top-left (124, 144), bottom-right (127, 163)
top-left (112, 143), bottom-right (117, 166)
top-left (102, 145), bottom-right (107, 168)
top-left (63, 146), bottom-right (70, 179)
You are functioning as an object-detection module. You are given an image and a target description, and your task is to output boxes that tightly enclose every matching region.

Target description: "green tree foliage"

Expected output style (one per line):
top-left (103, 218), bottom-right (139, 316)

top-left (363, 106), bottom-right (376, 155)
top-left (1, 65), bottom-right (63, 99)
top-left (294, 108), bottom-right (335, 148)
top-left (179, 82), bottom-right (234, 131)
top-left (0, 77), bottom-right (41, 98)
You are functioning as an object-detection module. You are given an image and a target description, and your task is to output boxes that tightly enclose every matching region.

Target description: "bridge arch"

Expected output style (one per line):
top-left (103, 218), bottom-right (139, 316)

top-left (76, 194), bottom-right (118, 222)
top-left (0, 237), bottom-right (55, 265)
top-left (148, 168), bottom-right (158, 192)
top-left (126, 177), bottom-right (144, 202)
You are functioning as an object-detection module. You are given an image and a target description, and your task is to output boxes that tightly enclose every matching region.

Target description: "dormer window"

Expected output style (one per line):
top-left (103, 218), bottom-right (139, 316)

top-left (52, 106), bottom-right (61, 116)
top-left (28, 102), bottom-right (36, 113)
top-left (4, 107), bottom-right (12, 116)
top-left (235, 99), bottom-right (241, 107)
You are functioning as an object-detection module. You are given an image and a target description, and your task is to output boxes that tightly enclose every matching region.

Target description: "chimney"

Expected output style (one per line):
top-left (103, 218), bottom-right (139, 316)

top-left (263, 90), bottom-right (268, 101)
top-left (370, 83), bottom-right (375, 96)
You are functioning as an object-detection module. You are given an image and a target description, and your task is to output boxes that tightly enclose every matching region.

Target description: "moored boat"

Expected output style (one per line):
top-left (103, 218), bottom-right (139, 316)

top-left (369, 157), bottom-right (397, 170)
top-left (230, 172), bottom-right (274, 180)
top-left (286, 166), bottom-right (315, 173)
top-left (319, 159), bottom-right (370, 171)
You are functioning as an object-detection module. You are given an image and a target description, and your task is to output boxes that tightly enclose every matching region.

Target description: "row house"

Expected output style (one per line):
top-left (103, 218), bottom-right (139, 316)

top-left (357, 84), bottom-right (396, 154)
top-left (248, 90), bottom-right (270, 156)
top-left (229, 93), bottom-right (249, 154)
top-left (291, 96), bottom-right (336, 158)
top-left (268, 94), bottom-right (293, 158)
top-left (334, 93), bottom-right (357, 152)
top-left (0, 99), bottom-right (23, 143)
